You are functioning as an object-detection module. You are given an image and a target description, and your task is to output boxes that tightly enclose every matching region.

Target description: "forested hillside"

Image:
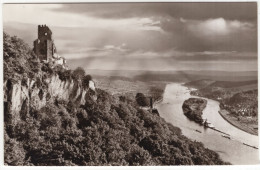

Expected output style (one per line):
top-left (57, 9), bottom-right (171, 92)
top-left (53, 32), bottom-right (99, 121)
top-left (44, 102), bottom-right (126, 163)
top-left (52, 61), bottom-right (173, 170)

top-left (3, 32), bottom-right (229, 166)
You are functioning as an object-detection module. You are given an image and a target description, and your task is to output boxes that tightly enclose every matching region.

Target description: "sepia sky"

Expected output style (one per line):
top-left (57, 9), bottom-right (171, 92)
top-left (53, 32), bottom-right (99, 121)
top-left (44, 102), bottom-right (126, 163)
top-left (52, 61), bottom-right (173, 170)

top-left (3, 3), bottom-right (258, 71)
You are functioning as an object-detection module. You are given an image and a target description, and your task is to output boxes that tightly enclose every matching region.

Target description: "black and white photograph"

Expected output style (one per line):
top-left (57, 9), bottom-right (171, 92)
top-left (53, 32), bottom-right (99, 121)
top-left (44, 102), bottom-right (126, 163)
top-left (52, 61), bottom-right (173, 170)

top-left (2, 1), bottom-right (259, 166)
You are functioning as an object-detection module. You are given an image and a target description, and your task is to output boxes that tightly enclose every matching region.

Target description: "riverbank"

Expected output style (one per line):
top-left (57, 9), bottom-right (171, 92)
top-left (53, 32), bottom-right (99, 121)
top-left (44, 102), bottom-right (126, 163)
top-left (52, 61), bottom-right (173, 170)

top-left (218, 110), bottom-right (258, 136)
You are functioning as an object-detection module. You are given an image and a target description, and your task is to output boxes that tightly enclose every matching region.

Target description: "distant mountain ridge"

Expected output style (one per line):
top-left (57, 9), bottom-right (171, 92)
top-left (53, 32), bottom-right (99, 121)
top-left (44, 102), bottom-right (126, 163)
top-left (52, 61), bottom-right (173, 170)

top-left (185, 79), bottom-right (257, 89)
top-left (208, 80), bottom-right (257, 88)
top-left (75, 68), bottom-right (257, 82)
top-left (184, 79), bottom-right (215, 89)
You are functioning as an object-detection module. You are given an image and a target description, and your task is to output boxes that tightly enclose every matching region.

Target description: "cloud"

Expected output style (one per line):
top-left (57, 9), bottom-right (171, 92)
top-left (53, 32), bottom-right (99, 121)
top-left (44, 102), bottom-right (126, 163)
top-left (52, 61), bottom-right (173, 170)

top-left (4, 4), bottom-right (257, 55)
top-left (158, 17), bottom-right (257, 52)
top-left (174, 51), bottom-right (257, 61)
top-left (188, 18), bottom-right (255, 37)
top-left (180, 17), bottom-right (187, 23)
top-left (3, 4), bottom-right (163, 34)
top-left (194, 18), bottom-right (229, 36)
top-left (67, 54), bottom-right (257, 72)
top-left (55, 3), bottom-right (257, 21)
top-left (64, 44), bottom-right (131, 59)
top-left (3, 3), bottom-right (257, 72)
top-left (65, 45), bottom-right (257, 62)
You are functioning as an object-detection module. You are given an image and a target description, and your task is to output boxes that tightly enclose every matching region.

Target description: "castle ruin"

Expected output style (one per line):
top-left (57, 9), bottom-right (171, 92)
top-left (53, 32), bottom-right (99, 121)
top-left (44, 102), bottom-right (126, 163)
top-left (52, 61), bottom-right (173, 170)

top-left (33, 25), bottom-right (57, 61)
top-left (33, 25), bottom-right (67, 69)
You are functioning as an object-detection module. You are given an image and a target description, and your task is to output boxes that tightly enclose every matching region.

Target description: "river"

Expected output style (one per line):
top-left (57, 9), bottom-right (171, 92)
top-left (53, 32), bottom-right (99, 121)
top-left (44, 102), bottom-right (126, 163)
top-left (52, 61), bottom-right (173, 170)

top-left (156, 83), bottom-right (259, 165)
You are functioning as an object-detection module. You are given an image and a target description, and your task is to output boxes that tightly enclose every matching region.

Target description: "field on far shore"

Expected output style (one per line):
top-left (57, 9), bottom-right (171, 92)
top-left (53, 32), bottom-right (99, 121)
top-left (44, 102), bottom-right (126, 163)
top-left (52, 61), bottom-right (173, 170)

top-left (93, 76), bottom-right (166, 98)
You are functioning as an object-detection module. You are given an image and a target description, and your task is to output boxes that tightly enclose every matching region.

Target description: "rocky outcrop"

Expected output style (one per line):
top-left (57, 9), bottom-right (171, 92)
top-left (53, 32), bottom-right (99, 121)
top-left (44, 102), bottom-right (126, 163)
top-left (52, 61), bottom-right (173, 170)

top-left (4, 74), bottom-right (96, 125)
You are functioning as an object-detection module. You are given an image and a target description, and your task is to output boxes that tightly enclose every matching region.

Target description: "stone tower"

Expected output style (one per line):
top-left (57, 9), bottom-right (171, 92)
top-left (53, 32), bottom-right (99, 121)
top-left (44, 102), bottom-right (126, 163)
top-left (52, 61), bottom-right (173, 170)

top-left (33, 25), bottom-right (56, 61)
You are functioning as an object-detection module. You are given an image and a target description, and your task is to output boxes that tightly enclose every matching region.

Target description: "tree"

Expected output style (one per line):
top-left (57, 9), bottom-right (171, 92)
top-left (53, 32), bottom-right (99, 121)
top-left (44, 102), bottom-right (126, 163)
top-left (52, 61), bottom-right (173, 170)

top-left (135, 93), bottom-right (149, 107)
top-left (126, 145), bottom-right (153, 165)
top-left (82, 74), bottom-right (92, 88)
top-left (4, 138), bottom-right (27, 165)
top-left (72, 67), bottom-right (85, 80)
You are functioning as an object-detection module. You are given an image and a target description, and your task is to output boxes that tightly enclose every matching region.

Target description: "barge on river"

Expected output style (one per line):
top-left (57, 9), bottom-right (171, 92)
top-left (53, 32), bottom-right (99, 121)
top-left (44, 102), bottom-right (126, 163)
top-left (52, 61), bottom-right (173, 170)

top-left (203, 119), bottom-right (215, 128)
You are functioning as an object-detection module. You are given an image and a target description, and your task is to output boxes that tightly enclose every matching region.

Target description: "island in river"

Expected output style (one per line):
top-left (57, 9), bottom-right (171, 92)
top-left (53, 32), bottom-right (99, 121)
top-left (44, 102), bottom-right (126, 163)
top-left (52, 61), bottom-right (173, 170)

top-left (182, 98), bottom-right (207, 124)
top-left (184, 79), bottom-right (258, 136)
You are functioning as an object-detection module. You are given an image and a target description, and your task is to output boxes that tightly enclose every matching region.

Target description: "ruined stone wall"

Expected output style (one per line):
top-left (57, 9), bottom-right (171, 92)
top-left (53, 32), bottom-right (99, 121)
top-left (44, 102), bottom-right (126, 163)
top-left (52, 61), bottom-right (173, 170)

top-left (38, 25), bottom-right (52, 41)
top-left (34, 25), bottom-right (54, 61)
top-left (46, 40), bottom-right (53, 61)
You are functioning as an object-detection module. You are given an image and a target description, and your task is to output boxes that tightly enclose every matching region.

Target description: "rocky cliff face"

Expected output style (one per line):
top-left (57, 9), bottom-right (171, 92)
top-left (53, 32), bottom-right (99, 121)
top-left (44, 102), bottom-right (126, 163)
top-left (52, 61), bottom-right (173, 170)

top-left (4, 74), bottom-right (96, 126)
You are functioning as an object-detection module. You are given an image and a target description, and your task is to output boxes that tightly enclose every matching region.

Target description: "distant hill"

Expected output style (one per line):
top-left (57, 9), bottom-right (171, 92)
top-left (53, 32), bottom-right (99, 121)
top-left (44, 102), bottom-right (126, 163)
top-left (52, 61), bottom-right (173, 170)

top-left (225, 89), bottom-right (257, 107)
top-left (67, 59), bottom-right (257, 82)
top-left (94, 75), bottom-right (135, 82)
top-left (132, 71), bottom-right (257, 83)
top-left (184, 79), bottom-right (215, 89)
top-left (186, 79), bottom-right (257, 96)
top-left (209, 80), bottom-right (257, 88)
